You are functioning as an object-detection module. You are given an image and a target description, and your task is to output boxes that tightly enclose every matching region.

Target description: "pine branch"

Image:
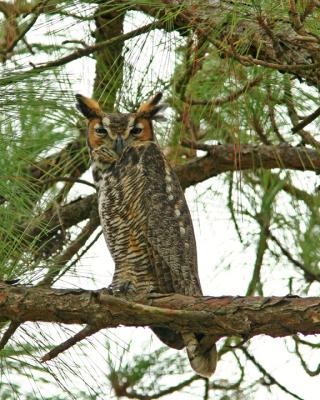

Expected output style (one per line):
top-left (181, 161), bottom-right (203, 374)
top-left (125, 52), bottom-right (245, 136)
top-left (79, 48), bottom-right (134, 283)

top-left (177, 142), bottom-right (320, 188)
top-left (135, 0), bottom-right (320, 87)
top-left (0, 0), bottom-right (49, 57)
top-left (292, 105), bottom-right (320, 133)
top-left (2, 21), bottom-right (164, 85)
top-left (1, 283), bottom-right (320, 339)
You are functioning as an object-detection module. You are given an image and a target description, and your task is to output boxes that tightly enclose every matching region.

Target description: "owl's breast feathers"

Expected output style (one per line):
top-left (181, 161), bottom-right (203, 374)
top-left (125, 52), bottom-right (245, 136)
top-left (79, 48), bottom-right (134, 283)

top-left (97, 142), bottom-right (202, 297)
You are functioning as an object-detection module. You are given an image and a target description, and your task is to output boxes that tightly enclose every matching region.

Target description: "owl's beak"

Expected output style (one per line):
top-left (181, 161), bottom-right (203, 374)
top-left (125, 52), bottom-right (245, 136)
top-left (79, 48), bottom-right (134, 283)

top-left (113, 136), bottom-right (124, 156)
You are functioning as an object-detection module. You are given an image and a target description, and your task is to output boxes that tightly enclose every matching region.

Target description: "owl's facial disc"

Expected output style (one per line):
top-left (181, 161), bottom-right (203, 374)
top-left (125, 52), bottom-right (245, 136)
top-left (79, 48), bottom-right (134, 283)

top-left (87, 113), bottom-right (154, 156)
top-left (76, 93), bottom-right (166, 152)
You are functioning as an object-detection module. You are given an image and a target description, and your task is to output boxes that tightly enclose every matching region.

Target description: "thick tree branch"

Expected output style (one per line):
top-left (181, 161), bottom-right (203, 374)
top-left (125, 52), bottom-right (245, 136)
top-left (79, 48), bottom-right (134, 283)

top-left (1, 284), bottom-right (320, 339)
top-left (176, 143), bottom-right (320, 188)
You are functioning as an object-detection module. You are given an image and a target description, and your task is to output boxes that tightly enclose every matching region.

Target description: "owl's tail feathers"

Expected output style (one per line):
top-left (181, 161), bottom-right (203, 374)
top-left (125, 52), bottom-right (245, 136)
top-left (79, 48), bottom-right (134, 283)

top-left (182, 332), bottom-right (217, 378)
top-left (151, 327), bottom-right (185, 350)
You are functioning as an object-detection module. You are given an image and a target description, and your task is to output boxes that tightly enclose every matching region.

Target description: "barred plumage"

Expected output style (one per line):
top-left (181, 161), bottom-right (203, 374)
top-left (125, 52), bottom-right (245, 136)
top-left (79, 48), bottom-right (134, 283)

top-left (76, 93), bottom-right (217, 377)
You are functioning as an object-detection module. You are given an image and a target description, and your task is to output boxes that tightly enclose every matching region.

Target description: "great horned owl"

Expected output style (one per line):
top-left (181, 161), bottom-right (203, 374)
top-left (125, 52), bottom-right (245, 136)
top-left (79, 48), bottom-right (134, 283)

top-left (76, 93), bottom-right (217, 377)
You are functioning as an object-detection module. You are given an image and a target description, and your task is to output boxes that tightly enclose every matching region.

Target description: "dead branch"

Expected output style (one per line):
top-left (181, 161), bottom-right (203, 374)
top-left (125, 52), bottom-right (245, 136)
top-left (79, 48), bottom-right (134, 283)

top-left (41, 325), bottom-right (100, 362)
top-left (292, 105), bottom-right (320, 133)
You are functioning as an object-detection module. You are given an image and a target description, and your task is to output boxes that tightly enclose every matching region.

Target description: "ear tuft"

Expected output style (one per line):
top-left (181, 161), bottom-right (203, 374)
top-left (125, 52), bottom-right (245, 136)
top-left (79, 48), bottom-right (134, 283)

top-left (75, 94), bottom-right (102, 119)
top-left (149, 92), bottom-right (163, 106)
top-left (138, 93), bottom-right (167, 121)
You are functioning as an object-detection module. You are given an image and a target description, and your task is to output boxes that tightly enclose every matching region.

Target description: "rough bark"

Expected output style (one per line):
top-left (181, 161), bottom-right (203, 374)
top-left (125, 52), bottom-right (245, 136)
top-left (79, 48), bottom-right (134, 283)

top-left (1, 283), bottom-right (320, 339)
top-left (175, 143), bottom-right (320, 188)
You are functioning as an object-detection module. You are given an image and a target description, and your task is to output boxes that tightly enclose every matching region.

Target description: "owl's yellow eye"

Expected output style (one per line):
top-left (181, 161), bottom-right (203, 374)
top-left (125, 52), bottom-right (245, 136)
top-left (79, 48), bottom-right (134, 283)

top-left (95, 127), bottom-right (108, 136)
top-left (130, 126), bottom-right (142, 135)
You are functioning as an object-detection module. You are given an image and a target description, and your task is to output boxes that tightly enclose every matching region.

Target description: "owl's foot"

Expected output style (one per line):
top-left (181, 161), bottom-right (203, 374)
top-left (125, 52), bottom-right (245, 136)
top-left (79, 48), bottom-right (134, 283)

top-left (104, 286), bottom-right (113, 295)
top-left (112, 280), bottom-right (136, 298)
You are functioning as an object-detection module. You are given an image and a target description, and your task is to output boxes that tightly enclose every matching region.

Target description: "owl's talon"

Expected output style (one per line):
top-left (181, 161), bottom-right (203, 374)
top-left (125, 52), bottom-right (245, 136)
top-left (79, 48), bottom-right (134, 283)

top-left (104, 286), bottom-right (113, 295)
top-left (112, 281), bottom-right (136, 297)
top-left (120, 281), bottom-right (136, 295)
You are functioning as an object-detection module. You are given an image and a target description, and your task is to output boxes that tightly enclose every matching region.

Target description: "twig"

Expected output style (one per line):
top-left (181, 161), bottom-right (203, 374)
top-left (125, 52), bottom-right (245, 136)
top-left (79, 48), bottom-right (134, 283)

top-left (293, 336), bottom-right (320, 376)
top-left (53, 228), bottom-right (103, 284)
top-left (293, 335), bottom-right (320, 348)
top-left (292, 105), bottom-right (320, 133)
top-left (288, 0), bottom-right (306, 34)
top-left (268, 231), bottom-right (320, 283)
top-left (203, 379), bottom-right (209, 400)
top-left (41, 325), bottom-right (100, 362)
top-left (284, 80), bottom-right (320, 148)
top-left (0, 321), bottom-right (20, 350)
top-left (246, 218), bottom-right (269, 296)
top-left (61, 40), bottom-right (88, 46)
top-left (41, 176), bottom-right (96, 189)
top-left (180, 139), bottom-right (213, 152)
top-left (256, 14), bottom-right (283, 59)
top-left (240, 346), bottom-right (304, 400)
top-left (251, 114), bottom-right (272, 145)
top-left (39, 212), bottom-right (100, 286)
top-left (210, 351), bottom-right (244, 390)
top-left (227, 174), bottom-right (243, 243)
top-left (266, 86), bottom-right (286, 143)
top-left (233, 53), bottom-right (320, 72)
top-left (0, 0), bottom-right (50, 56)
top-left (113, 375), bottom-right (202, 399)
top-left (2, 21), bottom-right (164, 84)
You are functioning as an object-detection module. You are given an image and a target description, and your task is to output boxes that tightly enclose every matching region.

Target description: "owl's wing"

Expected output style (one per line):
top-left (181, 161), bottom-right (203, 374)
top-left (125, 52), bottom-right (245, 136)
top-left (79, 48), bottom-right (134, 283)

top-left (141, 143), bottom-right (202, 296)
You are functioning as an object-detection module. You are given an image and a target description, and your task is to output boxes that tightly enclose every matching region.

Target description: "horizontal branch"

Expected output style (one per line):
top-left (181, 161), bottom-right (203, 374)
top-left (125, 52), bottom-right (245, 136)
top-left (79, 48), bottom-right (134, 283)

top-left (176, 143), bottom-right (320, 188)
top-left (1, 283), bottom-right (320, 339)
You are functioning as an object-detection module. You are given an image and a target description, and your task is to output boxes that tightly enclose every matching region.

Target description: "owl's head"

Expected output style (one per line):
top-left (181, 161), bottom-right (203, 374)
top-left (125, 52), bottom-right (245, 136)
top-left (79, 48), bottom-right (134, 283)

top-left (75, 93), bottom-right (167, 156)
